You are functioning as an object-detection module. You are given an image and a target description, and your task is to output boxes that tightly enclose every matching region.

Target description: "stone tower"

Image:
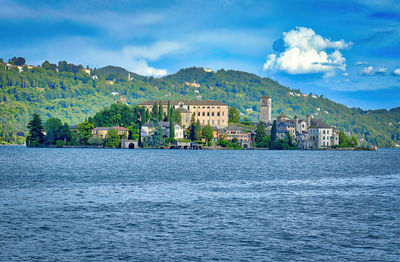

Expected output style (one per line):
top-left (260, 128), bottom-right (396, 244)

top-left (260, 96), bottom-right (272, 123)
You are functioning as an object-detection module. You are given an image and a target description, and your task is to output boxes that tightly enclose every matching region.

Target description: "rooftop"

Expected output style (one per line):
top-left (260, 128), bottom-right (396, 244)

top-left (309, 119), bottom-right (333, 129)
top-left (140, 100), bottom-right (228, 106)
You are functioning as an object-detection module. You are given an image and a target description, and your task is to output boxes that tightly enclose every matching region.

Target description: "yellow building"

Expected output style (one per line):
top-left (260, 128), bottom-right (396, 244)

top-left (140, 100), bottom-right (229, 128)
top-left (92, 126), bottom-right (129, 139)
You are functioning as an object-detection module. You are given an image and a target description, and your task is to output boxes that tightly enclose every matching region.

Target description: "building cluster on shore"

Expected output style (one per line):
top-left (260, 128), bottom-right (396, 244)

top-left (89, 96), bottom-right (340, 150)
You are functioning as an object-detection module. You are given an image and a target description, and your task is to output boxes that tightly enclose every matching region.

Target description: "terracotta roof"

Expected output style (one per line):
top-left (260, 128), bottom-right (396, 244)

top-left (139, 100), bottom-right (228, 106)
top-left (93, 126), bottom-right (128, 131)
top-left (308, 119), bottom-right (332, 129)
top-left (261, 96), bottom-right (270, 99)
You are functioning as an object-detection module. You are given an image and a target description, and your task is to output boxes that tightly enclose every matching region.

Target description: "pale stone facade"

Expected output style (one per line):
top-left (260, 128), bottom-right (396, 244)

top-left (140, 100), bottom-right (229, 128)
top-left (260, 96), bottom-right (272, 123)
top-left (92, 126), bottom-right (129, 139)
top-left (141, 121), bottom-right (184, 139)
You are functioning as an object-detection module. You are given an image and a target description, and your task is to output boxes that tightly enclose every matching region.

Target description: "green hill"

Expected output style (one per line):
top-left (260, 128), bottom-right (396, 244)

top-left (0, 62), bottom-right (399, 147)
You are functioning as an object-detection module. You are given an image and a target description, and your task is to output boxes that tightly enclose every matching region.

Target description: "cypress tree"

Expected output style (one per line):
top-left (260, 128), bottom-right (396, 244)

top-left (26, 113), bottom-right (45, 147)
top-left (158, 101), bottom-right (163, 121)
top-left (169, 117), bottom-right (175, 139)
top-left (271, 120), bottom-right (277, 143)
top-left (152, 101), bottom-right (159, 120)
top-left (194, 119), bottom-right (201, 141)
top-left (167, 101), bottom-right (171, 122)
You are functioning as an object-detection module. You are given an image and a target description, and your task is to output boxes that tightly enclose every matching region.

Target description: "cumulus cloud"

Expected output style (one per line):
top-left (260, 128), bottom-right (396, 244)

top-left (376, 67), bottom-right (388, 74)
top-left (27, 38), bottom-right (182, 77)
top-left (360, 66), bottom-right (388, 76)
top-left (393, 68), bottom-right (400, 76)
top-left (263, 27), bottom-right (353, 76)
top-left (360, 66), bottom-right (375, 75)
top-left (84, 41), bottom-right (182, 76)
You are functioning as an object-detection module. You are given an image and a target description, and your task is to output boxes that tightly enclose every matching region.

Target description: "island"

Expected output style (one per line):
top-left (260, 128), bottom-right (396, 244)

top-left (25, 96), bottom-right (367, 150)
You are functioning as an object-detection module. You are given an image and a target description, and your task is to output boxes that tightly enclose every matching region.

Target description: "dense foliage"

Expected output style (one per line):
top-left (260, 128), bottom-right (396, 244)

top-left (1, 60), bottom-right (399, 147)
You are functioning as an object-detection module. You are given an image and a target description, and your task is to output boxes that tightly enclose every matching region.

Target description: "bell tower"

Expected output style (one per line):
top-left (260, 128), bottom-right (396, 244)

top-left (260, 96), bottom-right (272, 123)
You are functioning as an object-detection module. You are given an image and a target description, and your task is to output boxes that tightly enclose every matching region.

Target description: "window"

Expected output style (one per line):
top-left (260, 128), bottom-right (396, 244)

top-left (327, 130), bottom-right (330, 134)
top-left (217, 112), bottom-right (220, 116)
top-left (323, 130), bottom-right (325, 134)
top-left (212, 112), bottom-right (214, 116)
top-left (222, 112), bottom-right (225, 116)
top-left (198, 112), bottom-right (200, 116)
top-left (202, 112), bottom-right (205, 116)
top-left (207, 112), bottom-right (209, 116)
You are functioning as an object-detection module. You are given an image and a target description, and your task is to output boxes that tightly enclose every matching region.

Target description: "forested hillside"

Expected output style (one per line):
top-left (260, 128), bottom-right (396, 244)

top-left (0, 60), bottom-right (399, 147)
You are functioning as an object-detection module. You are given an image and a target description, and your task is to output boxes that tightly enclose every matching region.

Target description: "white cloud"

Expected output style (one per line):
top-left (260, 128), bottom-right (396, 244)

top-left (393, 68), bottom-right (400, 76)
top-left (360, 66), bottom-right (388, 76)
top-left (360, 66), bottom-right (375, 75)
top-left (343, 72), bottom-right (349, 76)
top-left (25, 38), bottom-right (182, 77)
top-left (376, 67), bottom-right (388, 74)
top-left (121, 41), bottom-right (182, 61)
top-left (83, 41), bottom-right (182, 76)
top-left (355, 61), bottom-right (368, 66)
top-left (263, 27), bottom-right (352, 76)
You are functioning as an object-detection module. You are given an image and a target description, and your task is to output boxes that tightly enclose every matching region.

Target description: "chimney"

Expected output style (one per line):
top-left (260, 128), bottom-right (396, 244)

top-left (307, 115), bottom-right (311, 127)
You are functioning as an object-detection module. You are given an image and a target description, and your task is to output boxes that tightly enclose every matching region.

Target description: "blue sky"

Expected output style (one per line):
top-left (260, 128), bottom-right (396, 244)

top-left (1, 0), bottom-right (400, 110)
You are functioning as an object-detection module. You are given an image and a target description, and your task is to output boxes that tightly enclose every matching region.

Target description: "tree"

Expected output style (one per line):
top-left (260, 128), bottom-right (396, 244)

top-left (158, 101), bottom-right (164, 121)
top-left (44, 118), bottom-right (64, 145)
top-left (147, 121), bottom-right (163, 148)
top-left (255, 123), bottom-right (266, 146)
top-left (104, 129), bottom-right (121, 148)
top-left (174, 109), bottom-right (181, 125)
top-left (194, 119), bottom-right (201, 140)
top-left (228, 107), bottom-right (240, 123)
top-left (169, 117), bottom-right (175, 139)
top-left (339, 131), bottom-right (349, 146)
top-left (76, 121), bottom-right (94, 145)
top-left (9, 57), bottom-right (25, 66)
top-left (271, 120), bottom-right (277, 144)
top-left (202, 125), bottom-right (213, 145)
top-left (241, 117), bottom-right (252, 126)
top-left (26, 114), bottom-right (44, 147)
top-left (350, 135), bottom-right (358, 147)
top-left (167, 101), bottom-right (171, 122)
top-left (152, 101), bottom-right (159, 120)
top-left (62, 123), bottom-right (72, 144)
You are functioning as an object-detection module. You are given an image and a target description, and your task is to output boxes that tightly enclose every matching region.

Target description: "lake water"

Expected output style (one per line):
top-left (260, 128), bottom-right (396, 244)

top-left (1, 146), bottom-right (400, 261)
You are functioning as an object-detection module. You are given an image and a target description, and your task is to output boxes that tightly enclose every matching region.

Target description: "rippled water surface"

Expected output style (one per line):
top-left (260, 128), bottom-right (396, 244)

top-left (1, 146), bottom-right (400, 261)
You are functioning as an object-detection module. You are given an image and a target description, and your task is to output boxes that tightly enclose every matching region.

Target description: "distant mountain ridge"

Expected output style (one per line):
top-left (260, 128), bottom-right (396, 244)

top-left (0, 62), bottom-right (399, 147)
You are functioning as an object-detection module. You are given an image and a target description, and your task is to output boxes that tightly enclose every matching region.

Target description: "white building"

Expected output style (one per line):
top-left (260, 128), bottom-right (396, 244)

top-left (141, 121), bottom-right (184, 139)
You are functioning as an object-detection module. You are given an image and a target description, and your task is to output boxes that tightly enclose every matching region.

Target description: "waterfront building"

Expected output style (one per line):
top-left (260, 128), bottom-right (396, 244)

top-left (92, 126), bottom-right (129, 139)
top-left (140, 100), bottom-right (229, 128)
top-left (307, 119), bottom-right (339, 149)
top-left (260, 96), bottom-right (272, 123)
top-left (218, 125), bottom-right (253, 148)
top-left (141, 121), bottom-right (184, 139)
